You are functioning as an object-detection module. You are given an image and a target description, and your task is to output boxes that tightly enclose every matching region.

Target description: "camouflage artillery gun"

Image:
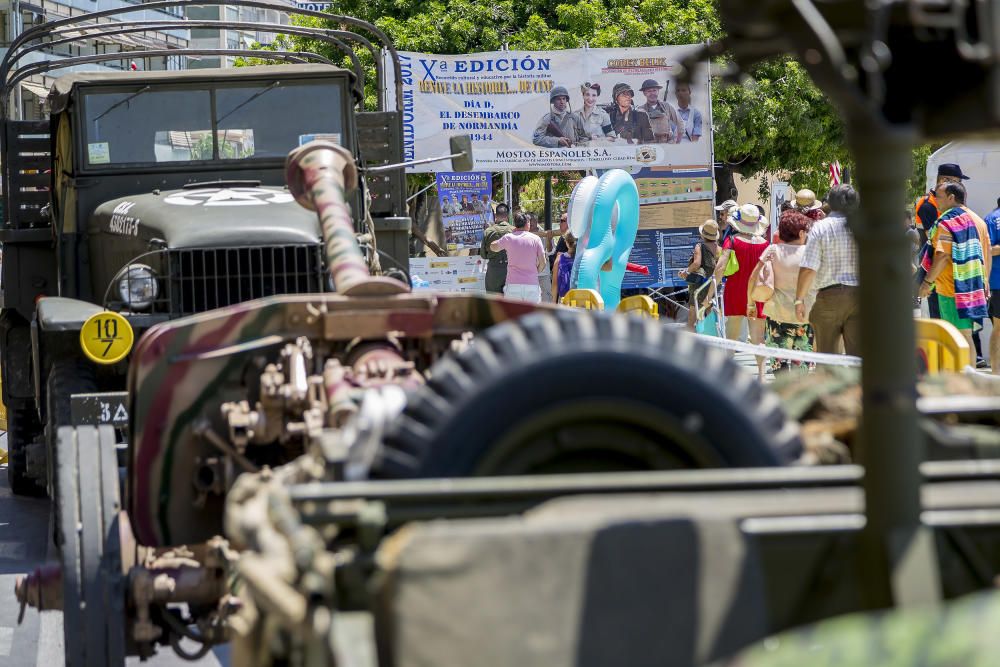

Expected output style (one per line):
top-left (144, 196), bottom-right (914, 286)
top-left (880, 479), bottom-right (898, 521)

top-left (0, 0), bottom-right (415, 498)
top-left (13, 135), bottom-right (807, 667)
top-left (211, 0), bottom-right (1000, 665)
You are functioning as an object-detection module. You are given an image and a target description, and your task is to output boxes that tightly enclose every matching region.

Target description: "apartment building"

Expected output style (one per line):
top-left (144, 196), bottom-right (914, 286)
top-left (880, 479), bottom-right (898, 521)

top-left (187, 1), bottom-right (298, 69)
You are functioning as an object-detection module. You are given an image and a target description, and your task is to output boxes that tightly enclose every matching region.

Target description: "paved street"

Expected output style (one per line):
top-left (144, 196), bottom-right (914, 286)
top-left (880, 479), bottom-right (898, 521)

top-left (0, 434), bottom-right (228, 667)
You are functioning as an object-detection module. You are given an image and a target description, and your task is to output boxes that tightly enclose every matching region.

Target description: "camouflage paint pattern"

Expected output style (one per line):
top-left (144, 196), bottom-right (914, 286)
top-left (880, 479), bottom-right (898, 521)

top-left (127, 292), bottom-right (554, 547)
top-left (285, 141), bottom-right (370, 293)
top-left (721, 589), bottom-right (1000, 667)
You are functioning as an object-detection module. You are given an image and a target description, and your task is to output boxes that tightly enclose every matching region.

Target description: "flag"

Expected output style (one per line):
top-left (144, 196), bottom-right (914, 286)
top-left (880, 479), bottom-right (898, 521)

top-left (829, 161), bottom-right (842, 187)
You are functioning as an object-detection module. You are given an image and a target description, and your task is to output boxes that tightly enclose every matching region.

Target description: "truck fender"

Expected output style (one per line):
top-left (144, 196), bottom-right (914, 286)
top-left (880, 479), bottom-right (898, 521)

top-left (35, 297), bottom-right (104, 333)
top-left (32, 297), bottom-right (104, 410)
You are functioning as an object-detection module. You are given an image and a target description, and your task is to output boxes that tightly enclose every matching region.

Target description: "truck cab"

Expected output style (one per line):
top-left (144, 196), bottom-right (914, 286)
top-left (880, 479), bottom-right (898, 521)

top-left (2, 60), bottom-right (408, 496)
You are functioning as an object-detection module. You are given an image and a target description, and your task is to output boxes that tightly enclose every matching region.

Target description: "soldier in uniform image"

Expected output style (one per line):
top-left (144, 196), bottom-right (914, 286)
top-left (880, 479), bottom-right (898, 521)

top-left (639, 78), bottom-right (680, 143)
top-left (607, 82), bottom-right (654, 144)
top-left (532, 86), bottom-right (590, 148)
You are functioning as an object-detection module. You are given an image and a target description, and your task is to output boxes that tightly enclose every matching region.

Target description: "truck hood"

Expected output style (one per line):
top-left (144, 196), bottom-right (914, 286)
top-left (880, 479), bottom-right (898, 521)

top-left (89, 186), bottom-right (322, 248)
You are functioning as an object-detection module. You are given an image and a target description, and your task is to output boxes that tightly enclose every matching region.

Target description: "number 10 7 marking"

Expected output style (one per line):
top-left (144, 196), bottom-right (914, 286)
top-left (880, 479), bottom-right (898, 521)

top-left (94, 317), bottom-right (119, 356)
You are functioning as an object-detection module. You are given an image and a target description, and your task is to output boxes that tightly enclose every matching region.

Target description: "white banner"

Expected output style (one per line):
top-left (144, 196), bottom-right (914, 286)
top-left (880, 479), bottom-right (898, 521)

top-left (391, 46), bottom-right (712, 172)
top-left (410, 256), bottom-right (486, 293)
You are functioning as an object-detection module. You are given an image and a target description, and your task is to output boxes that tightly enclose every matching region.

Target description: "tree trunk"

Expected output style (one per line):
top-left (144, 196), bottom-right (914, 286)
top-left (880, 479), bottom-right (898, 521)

top-left (714, 163), bottom-right (738, 204)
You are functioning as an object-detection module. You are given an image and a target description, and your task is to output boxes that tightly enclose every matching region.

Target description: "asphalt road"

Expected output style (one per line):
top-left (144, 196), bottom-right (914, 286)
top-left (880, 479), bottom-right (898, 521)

top-left (0, 434), bottom-right (228, 667)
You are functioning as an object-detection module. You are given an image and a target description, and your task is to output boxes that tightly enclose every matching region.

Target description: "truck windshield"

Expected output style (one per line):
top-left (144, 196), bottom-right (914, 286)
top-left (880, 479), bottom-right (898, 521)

top-left (214, 82), bottom-right (344, 159)
top-left (81, 79), bottom-right (344, 167)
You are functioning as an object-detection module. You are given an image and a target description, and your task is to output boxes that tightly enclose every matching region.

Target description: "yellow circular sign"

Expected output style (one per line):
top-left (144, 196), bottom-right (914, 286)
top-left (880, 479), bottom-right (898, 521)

top-left (80, 311), bottom-right (134, 365)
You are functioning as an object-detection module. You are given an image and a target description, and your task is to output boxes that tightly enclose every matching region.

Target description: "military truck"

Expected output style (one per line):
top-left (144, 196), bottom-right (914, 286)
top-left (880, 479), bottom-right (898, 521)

top-left (0, 2), bottom-right (410, 497)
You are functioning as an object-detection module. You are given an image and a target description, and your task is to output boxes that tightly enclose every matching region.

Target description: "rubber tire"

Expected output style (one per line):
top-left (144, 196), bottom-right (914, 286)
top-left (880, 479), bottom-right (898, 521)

top-left (46, 360), bottom-right (98, 546)
top-left (6, 403), bottom-right (45, 496)
top-left (46, 360), bottom-right (97, 497)
top-left (373, 310), bottom-right (801, 478)
top-left (56, 425), bottom-right (126, 667)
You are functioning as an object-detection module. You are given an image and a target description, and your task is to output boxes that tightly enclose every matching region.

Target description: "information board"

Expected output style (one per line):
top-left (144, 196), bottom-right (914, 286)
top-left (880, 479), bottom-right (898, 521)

top-left (436, 171), bottom-right (493, 251)
top-left (410, 256), bottom-right (486, 293)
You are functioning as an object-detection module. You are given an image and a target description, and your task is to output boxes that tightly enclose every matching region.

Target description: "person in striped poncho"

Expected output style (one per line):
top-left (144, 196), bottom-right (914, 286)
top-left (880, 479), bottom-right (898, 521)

top-left (919, 182), bottom-right (990, 348)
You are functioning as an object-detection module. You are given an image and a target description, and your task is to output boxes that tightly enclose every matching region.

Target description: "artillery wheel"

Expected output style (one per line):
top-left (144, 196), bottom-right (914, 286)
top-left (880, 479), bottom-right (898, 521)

top-left (6, 403), bottom-right (44, 496)
top-left (56, 425), bottom-right (126, 667)
top-left (374, 310), bottom-right (800, 478)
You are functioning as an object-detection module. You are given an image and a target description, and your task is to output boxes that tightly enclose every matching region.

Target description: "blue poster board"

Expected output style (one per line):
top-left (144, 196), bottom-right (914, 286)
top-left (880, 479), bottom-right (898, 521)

top-left (601, 166), bottom-right (713, 289)
top-left (436, 172), bottom-right (493, 252)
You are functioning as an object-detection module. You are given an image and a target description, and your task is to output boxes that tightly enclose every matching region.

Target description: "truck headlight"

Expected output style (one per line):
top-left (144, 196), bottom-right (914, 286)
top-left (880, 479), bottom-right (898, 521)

top-left (118, 264), bottom-right (159, 310)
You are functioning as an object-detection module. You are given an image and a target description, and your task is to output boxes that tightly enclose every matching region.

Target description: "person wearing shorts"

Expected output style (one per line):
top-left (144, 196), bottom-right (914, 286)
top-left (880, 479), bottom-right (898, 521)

top-left (490, 212), bottom-right (546, 303)
top-left (920, 183), bottom-right (989, 350)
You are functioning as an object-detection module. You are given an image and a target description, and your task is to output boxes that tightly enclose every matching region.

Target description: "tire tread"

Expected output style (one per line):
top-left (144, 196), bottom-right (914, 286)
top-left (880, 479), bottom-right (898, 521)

top-left (374, 310), bottom-right (801, 478)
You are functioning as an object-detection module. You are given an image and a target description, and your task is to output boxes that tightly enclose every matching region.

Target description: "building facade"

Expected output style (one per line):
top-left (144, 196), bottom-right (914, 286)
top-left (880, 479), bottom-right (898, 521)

top-left (0, 0), bottom-right (190, 119)
top-left (187, 1), bottom-right (299, 70)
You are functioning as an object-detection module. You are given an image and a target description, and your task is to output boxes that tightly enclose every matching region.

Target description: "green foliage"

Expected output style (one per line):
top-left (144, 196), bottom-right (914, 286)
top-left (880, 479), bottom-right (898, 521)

top-left (713, 57), bottom-right (849, 195)
top-left (190, 133), bottom-right (244, 160)
top-left (518, 173), bottom-right (580, 216)
top-left (909, 143), bottom-right (945, 202)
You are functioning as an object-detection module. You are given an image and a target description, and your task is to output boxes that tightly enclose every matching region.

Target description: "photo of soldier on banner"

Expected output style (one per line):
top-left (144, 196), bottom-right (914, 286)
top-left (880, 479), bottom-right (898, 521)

top-left (392, 45), bottom-right (711, 173)
top-left (436, 171), bottom-right (494, 251)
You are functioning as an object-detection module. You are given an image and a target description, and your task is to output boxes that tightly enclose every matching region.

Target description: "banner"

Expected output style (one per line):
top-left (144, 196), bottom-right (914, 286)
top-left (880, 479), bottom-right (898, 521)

top-left (410, 256), bottom-right (486, 293)
top-left (436, 171), bottom-right (493, 250)
top-left (393, 46), bottom-right (712, 172)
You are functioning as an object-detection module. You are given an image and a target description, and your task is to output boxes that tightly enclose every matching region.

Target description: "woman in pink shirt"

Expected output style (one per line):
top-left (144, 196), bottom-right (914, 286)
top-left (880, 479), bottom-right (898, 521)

top-left (490, 212), bottom-right (547, 303)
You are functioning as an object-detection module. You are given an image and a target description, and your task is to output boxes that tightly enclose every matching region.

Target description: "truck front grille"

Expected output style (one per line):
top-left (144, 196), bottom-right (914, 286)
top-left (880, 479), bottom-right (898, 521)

top-left (166, 245), bottom-right (326, 315)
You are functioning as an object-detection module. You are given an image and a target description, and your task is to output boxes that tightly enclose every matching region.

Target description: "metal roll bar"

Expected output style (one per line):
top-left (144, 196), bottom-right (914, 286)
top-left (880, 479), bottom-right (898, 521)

top-left (7, 50), bottom-right (334, 106)
top-left (3, 21), bottom-right (369, 110)
top-left (0, 0), bottom-right (402, 116)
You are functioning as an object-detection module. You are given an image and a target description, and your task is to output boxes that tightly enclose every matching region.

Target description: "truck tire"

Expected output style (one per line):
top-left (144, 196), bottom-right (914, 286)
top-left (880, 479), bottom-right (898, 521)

top-left (6, 404), bottom-right (44, 496)
top-left (46, 359), bottom-right (97, 498)
top-left (56, 425), bottom-right (126, 667)
top-left (373, 310), bottom-right (801, 478)
top-left (46, 360), bottom-right (99, 545)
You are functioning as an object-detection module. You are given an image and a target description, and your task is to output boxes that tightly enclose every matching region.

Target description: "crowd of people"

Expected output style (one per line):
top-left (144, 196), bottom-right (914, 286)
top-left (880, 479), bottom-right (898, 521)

top-left (472, 160), bottom-right (1000, 377)
top-left (683, 165), bottom-right (1000, 378)
top-left (679, 189), bottom-right (854, 379)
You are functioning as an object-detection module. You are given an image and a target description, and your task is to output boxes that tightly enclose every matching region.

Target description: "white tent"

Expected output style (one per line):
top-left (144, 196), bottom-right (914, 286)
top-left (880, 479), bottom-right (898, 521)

top-left (926, 140), bottom-right (1000, 217)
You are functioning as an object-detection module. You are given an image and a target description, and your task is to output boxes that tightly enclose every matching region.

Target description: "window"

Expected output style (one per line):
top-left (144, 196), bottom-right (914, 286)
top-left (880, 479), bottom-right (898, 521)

top-left (83, 88), bottom-right (212, 165)
top-left (80, 79), bottom-right (345, 167)
top-left (214, 82), bottom-right (344, 160)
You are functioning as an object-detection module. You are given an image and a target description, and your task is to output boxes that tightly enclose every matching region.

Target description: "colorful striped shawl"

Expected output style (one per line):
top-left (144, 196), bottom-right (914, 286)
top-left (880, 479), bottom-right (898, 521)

top-left (928, 207), bottom-right (989, 319)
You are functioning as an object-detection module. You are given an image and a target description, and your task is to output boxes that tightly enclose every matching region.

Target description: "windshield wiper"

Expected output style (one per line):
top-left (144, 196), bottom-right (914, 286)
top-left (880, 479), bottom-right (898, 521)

top-left (216, 81), bottom-right (280, 125)
top-left (93, 85), bottom-right (151, 122)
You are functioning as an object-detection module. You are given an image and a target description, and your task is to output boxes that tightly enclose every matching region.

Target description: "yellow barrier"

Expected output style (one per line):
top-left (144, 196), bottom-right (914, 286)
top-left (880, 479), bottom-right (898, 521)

top-left (561, 288), bottom-right (605, 310)
top-left (617, 294), bottom-right (660, 319)
top-left (560, 290), bottom-right (660, 319)
top-left (915, 318), bottom-right (971, 374)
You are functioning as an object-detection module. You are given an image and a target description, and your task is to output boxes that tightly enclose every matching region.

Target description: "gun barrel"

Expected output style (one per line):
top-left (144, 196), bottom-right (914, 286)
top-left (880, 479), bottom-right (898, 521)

top-left (285, 141), bottom-right (370, 293)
